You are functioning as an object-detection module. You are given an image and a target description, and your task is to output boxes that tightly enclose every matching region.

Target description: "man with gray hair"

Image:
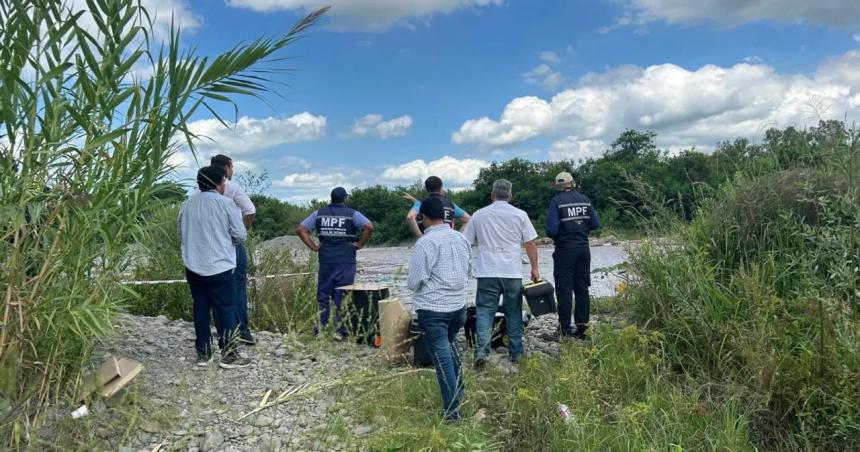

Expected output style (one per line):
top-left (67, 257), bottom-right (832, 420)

top-left (462, 179), bottom-right (540, 367)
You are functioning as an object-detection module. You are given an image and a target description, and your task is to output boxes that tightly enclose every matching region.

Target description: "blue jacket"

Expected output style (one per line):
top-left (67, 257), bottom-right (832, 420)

top-left (544, 190), bottom-right (600, 248)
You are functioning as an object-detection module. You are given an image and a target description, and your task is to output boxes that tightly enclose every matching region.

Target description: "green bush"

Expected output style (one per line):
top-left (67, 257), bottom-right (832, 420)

top-left (624, 128), bottom-right (860, 448)
top-left (247, 246), bottom-right (318, 335)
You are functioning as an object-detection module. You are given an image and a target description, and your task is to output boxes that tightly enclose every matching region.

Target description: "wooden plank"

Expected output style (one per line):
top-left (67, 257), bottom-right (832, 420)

top-left (99, 358), bottom-right (144, 399)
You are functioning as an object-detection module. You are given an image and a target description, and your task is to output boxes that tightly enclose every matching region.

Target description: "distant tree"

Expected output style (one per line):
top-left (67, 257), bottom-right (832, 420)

top-left (236, 169), bottom-right (271, 195)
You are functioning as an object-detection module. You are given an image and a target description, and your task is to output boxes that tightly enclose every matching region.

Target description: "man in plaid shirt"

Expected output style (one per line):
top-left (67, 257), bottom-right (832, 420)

top-left (407, 196), bottom-right (471, 421)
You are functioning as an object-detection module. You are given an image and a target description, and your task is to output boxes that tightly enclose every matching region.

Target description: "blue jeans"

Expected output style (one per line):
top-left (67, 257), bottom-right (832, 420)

top-left (316, 263), bottom-right (356, 333)
top-left (185, 268), bottom-right (238, 356)
top-left (235, 243), bottom-right (250, 335)
top-left (417, 308), bottom-right (466, 420)
top-left (475, 277), bottom-right (524, 361)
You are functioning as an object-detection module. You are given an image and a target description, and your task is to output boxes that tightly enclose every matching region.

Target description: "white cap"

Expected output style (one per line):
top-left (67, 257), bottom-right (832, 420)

top-left (555, 172), bottom-right (573, 184)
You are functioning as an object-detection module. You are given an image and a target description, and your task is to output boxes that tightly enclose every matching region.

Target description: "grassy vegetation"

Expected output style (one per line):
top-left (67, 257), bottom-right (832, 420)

top-left (622, 125), bottom-right (860, 449)
top-left (343, 325), bottom-right (753, 451)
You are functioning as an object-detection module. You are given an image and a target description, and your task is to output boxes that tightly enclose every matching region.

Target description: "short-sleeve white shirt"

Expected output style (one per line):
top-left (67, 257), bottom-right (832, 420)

top-left (462, 200), bottom-right (538, 279)
top-left (222, 180), bottom-right (256, 216)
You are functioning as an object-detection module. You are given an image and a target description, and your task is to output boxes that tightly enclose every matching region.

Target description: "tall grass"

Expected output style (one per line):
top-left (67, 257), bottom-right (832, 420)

top-left (624, 123), bottom-right (860, 449)
top-left (347, 325), bottom-right (753, 451)
top-left (0, 1), bottom-right (325, 445)
top-left (127, 202), bottom-right (319, 332)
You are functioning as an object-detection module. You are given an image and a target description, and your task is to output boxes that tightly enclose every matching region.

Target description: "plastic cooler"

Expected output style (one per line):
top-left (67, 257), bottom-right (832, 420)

top-left (523, 280), bottom-right (556, 317)
top-left (336, 283), bottom-right (390, 347)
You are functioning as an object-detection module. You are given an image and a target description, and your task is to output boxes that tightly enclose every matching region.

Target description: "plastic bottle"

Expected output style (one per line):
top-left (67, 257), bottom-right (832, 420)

top-left (556, 403), bottom-right (572, 423)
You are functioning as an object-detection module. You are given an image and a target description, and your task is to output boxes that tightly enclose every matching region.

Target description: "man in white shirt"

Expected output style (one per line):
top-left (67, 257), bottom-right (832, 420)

top-left (211, 155), bottom-right (257, 346)
top-left (462, 179), bottom-right (540, 367)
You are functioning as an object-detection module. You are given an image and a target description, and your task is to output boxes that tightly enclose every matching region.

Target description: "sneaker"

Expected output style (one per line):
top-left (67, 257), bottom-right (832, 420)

top-left (195, 352), bottom-right (213, 367)
top-left (238, 331), bottom-right (256, 346)
top-left (218, 353), bottom-right (251, 369)
top-left (473, 357), bottom-right (487, 371)
top-left (333, 332), bottom-right (345, 342)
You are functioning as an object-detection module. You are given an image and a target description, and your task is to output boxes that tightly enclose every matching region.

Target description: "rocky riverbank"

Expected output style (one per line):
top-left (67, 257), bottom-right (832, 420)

top-left (42, 310), bottom-right (622, 451)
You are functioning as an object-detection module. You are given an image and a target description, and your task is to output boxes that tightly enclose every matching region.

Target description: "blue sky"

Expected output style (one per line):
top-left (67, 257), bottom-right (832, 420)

top-left (151, 0), bottom-right (860, 203)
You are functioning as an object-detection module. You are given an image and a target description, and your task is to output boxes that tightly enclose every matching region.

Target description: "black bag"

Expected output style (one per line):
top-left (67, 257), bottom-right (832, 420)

top-left (523, 280), bottom-right (556, 317)
top-left (464, 306), bottom-right (510, 349)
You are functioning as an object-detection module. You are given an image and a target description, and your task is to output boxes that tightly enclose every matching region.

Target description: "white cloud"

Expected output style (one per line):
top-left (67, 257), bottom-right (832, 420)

top-left (66, 0), bottom-right (200, 39)
top-left (539, 50), bottom-right (561, 64)
top-left (272, 170), bottom-right (362, 203)
top-left (453, 51), bottom-right (860, 153)
top-left (854, 33), bottom-right (860, 43)
top-left (611, 0), bottom-right (860, 28)
top-left (380, 155), bottom-right (489, 189)
top-left (186, 112), bottom-right (326, 156)
top-left (275, 171), bottom-right (349, 189)
top-left (548, 136), bottom-right (606, 161)
top-left (342, 114), bottom-right (412, 139)
top-left (225, 0), bottom-right (504, 32)
top-left (523, 64), bottom-right (566, 90)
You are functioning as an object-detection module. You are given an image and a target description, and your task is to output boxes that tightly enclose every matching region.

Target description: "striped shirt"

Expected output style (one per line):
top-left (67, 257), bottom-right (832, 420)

top-left (407, 224), bottom-right (472, 313)
top-left (178, 190), bottom-right (247, 276)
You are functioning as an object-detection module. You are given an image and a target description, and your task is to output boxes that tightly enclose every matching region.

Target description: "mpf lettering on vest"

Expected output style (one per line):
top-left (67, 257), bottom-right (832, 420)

top-left (559, 202), bottom-right (591, 222)
top-left (567, 206), bottom-right (588, 217)
top-left (320, 216), bottom-right (347, 227)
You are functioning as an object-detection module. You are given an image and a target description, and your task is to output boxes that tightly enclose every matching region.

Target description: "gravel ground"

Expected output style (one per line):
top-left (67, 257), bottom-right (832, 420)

top-left (49, 309), bottom-right (620, 452)
top-left (43, 243), bottom-right (629, 451)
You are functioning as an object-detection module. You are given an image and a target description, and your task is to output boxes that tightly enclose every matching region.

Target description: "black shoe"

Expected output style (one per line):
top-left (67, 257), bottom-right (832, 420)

top-left (218, 353), bottom-right (251, 369)
top-left (573, 325), bottom-right (589, 340)
top-left (238, 331), bottom-right (256, 346)
top-left (195, 352), bottom-right (213, 367)
top-left (473, 357), bottom-right (487, 371)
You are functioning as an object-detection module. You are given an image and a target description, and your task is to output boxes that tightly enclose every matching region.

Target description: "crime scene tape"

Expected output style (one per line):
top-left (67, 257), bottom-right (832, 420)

top-left (118, 263), bottom-right (404, 286)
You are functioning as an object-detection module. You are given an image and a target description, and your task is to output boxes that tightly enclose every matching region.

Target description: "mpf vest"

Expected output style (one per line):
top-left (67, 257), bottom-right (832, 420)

top-left (552, 190), bottom-right (595, 248)
top-left (315, 204), bottom-right (358, 264)
top-left (418, 193), bottom-right (456, 232)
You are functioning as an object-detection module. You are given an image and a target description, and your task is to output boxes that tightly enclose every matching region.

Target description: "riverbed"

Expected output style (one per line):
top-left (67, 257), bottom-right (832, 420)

top-left (355, 244), bottom-right (629, 305)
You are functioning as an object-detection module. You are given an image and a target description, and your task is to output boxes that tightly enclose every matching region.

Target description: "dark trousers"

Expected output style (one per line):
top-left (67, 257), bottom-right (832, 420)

top-left (417, 308), bottom-right (466, 421)
top-left (553, 247), bottom-right (591, 333)
top-left (475, 278), bottom-right (524, 361)
top-left (316, 262), bottom-right (356, 332)
top-left (185, 268), bottom-right (239, 356)
top-left (235, 243), bottom-right (250, 335)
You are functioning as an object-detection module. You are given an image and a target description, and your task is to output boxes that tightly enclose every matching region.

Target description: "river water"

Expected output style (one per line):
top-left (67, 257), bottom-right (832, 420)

top-left (354, 245), bottom-right (629, 305)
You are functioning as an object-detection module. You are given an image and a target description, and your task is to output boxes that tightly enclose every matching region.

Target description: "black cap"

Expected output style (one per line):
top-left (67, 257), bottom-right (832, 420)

top-left (331, 186), bottom-right (348, 202)
top-left (419, 196), bottom-right (445, 221)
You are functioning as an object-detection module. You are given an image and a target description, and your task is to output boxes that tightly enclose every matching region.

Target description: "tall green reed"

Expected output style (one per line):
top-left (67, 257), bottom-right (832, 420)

top-left (0, 1), bottom-right (325, 445)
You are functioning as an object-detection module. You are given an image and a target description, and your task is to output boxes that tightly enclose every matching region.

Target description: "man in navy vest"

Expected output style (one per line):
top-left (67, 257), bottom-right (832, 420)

top-left (296, 187), bottom-right (373, 339)
top-left (403, 176), bottom-right (470, 237)
top-left (544, 172), bottom-right (600, 340)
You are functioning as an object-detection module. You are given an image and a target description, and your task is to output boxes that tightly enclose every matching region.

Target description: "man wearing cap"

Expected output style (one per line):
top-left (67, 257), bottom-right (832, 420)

top-left (296, 187), bottom-right (373, 339)
top-left (210, 154), bottom-right (257, 346)
top-left (402, 176), bottom-right (471, 237)
top-left (462, 179), bottom-right (540, 367)
top-left (407, 197), bottom-right (471, 421)
top-left (544, 172), bottom-right (600, 339)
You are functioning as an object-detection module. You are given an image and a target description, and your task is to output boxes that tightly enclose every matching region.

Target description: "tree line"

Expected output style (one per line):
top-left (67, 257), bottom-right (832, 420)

top-left (158, 121), bottom-right (849, 245)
